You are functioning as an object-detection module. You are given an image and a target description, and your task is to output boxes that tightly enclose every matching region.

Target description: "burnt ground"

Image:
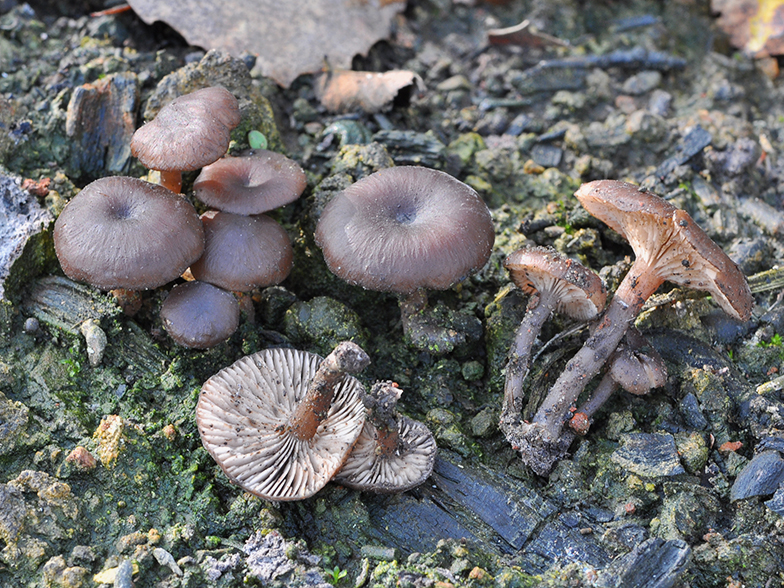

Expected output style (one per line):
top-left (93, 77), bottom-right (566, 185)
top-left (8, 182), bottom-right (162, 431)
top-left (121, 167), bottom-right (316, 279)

top-left (2, 0), bottom-right (784, 586)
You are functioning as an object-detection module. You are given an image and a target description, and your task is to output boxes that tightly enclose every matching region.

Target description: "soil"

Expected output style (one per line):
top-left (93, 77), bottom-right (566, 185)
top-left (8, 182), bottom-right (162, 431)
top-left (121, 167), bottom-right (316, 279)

top-left (2, 0), bottom-right (784, 587)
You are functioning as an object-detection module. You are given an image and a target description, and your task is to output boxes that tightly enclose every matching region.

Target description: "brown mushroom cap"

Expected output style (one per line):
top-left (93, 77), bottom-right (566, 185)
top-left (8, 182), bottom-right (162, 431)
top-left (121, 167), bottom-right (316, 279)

top-left (196, 346), bottom-right (367, 501)
top-left (193, 151), bottom-right (307, 215)
top-left (160, 280), bottom-right (240, 349)
top-left (53, 177), bottom-right (205, 291)
top-left (504, 246), bottom-right (606, 321)
top-left (130, 87), bottom-right (241, 172)
top-left (190, 211), bottom-right (293, 292)
top-left (314, 166), bottom-right (495, 294)
top-left (576, 180), bottom-right (753, 321)
top-left (333, 381), bottom-right (437, 493)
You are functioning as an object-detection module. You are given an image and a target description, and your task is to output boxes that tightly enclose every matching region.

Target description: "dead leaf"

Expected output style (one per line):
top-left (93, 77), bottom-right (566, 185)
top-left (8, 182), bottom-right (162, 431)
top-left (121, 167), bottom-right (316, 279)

top-left (713, 0), bottom-right (784, 57)
top-left (486, 19), bottom-right (569, 49)
top-left (315, 70), bottom-right (424, 113)
top-left (126, 0), bottom-right (406, 88)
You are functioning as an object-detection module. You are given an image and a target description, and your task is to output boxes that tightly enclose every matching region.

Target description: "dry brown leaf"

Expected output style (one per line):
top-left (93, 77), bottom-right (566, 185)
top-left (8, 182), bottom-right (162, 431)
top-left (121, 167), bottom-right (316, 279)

top-left (315, 70), bottom-right (424, 113)
top-left (713, 0), bottom-right (784, 57)
top-left (126, 0), bottom-right (406, 88)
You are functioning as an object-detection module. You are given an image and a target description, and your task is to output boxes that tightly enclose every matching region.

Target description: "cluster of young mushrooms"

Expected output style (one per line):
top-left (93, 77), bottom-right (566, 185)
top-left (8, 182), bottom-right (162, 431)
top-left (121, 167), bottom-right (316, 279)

top-left (50, 85), bottom-right (756, 497)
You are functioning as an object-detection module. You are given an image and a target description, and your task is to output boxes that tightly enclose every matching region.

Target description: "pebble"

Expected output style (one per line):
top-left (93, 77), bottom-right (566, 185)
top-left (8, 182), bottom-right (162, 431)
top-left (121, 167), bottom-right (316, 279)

top-left (730, 450), bottom-right (784, 501)
top-left (611, 433), bottom-right (686, 477)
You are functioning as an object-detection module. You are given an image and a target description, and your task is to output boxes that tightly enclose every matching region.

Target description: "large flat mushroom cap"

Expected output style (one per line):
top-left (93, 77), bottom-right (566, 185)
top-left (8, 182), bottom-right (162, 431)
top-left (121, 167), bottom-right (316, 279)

top-left (196, 347), bottom-right (366, 501)
top-left (504, 246), bottom-right (606, 321)
top-left (131, 87), bottom-right (240, 172)
top-left (53, 177), bottom-right (204, 291)
top-left (333, 415), bottom-right (436, 493)
top-left (576, 179), bottom-right (753, 321)
top-left (315, 166), bottom-right (495, 294)
top-left (193, 151), bottom-right (307, 215)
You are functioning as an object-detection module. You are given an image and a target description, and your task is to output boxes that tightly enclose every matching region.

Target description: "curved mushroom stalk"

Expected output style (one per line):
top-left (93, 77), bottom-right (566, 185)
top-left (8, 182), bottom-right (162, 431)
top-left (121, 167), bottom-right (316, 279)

top-left (398, 289), bottom-right (467, 355)
top-left (515, 180), bottom-right (753, 476)
top-left (498, 247), bottom-right (606, 432)
top-left (333, 380), bottom-right (437, 493)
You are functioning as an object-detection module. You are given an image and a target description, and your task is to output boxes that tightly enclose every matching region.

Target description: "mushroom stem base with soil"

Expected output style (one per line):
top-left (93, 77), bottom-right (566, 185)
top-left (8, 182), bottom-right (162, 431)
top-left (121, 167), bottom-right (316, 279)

top-left (286, 341), bottom-right (370, 440)
top-left (399, 289), bottom-right (466, 355)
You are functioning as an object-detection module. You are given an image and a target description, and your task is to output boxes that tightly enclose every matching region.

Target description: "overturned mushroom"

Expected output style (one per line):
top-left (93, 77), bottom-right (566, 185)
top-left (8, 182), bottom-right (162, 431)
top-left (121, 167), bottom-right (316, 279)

top-left (499, 246), bottom-right (606, 436)
top-left (315, 166), bottom-right (495, 354)
top-left (512, 179), bottom-right (753, 476)
top-left (131, 86), bottom-right (240, 193)
top-left (196, 341), bottom-right (369, 501)
top-left (334, 380), bottom-right (437, 493)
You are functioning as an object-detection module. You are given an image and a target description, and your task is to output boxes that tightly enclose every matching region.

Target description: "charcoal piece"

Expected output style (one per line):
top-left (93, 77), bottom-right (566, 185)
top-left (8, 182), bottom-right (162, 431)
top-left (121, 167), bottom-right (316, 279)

top-left (611, 433), bottom-right (686, 478)
top-left (530, 144), bottom-right (562, 168)
top-left (655, 125), bottom-right (712, 178)
top-left (597, 537), bottom-right (690, 588)
top-left (730, 450), bottom-right (784, 501)
top-left (679, 392), bottom-right (710, 431)
top-left (372, 129), bottom-right (445, 167)
top-left (518, 517), bottom-right (611, 574)
top-left (764, 487), bottom-right (784, 516)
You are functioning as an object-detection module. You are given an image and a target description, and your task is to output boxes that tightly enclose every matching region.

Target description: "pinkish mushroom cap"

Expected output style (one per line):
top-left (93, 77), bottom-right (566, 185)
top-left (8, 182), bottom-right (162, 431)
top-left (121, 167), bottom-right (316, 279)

top-left (193, 151), bottom-right (306, 215)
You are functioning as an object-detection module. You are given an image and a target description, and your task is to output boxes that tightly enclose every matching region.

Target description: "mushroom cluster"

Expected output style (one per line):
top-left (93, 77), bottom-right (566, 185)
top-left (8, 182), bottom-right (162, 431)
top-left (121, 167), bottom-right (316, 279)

top-left (54, 86), bottom-right (307, 351)
top-left (196, 341), bottom-right (437, 500)
top-left (501, 180), bottom-right (753, 476)
top-left (315, 165), bottom-right (495, 354)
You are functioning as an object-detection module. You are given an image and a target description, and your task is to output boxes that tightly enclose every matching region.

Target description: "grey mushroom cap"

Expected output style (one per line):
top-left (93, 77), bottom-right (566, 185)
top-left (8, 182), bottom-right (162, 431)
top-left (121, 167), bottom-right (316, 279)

top-left (504, 246), bottom-right (607, 321)
top-left (160, 280), bottom-right (240, 349)
top-left (53, 177), bottom-right (204, 291)
top-left (189, 211), bottom-right (293, 292)
top-left (193, 151), bottom-right (307, 215)
top-left (196, 347), bottom-right (366, 501)
top-left (130, 86), bottom-right (240, 172)
top-left (315, 166), bottom-right (495, 294)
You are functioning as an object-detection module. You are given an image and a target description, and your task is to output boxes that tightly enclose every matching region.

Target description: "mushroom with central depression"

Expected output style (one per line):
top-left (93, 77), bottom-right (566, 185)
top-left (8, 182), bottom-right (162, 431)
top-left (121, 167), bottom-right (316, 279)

top-left (315, 166), bottom-right (495, 354)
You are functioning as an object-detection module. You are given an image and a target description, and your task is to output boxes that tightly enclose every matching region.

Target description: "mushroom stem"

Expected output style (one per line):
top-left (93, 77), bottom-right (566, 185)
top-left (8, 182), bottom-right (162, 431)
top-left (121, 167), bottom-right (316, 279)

top-left (286, 341), bottom-right (370, 441)
top-left (159, 170), bottom-right (183, 194)
top-left (569, 372), bottom-right (618, 434)
top-left (501, 287), bottom-right (558, 419)
top-left (531, 257), bottom-right (663, 441)
top-left (364, 381), bottom-right (403, 457)
top-left (399, 289), bottom-right (466, 354)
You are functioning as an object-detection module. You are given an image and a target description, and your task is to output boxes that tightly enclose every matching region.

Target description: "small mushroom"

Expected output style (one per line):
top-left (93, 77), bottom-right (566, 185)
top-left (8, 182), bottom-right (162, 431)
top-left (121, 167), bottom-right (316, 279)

top-left (196, 341), bottom-right (369, 501)
top-left (54, 176), bottom-right (205, 291)
top-left (499, 246), bottom-right (606, 433)
top-left (513, 179), bottom-right (753, 476)
top-left (160, 280), bottom-right (240, 349)
top-left (189, 211), bottom-right (294, 292)
top-left (333, 380), bottom-right (437, 493)
top-left (193, 150), bottom-right (306, 215)
top-left (315, 166), bottom-right (495, 354)
top-left (130, 87), bottom-right (240, 193)
top-left (568, 328), bottom-right (667, 436)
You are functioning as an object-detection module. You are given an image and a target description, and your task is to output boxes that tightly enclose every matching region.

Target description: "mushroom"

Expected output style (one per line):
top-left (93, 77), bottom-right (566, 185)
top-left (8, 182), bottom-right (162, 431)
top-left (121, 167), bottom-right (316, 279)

top-left (193, 150), bottom-right (307, 215)
top-left (511, 179), bottom-right (753, 476)
top-left (53, 176), bottom-right (205, 291)
top-left (499, 246), bottom-right (606, 436)
top-left (160, 280), bottom-right (240, 349)
top-left (568, 328), bottom-right (667, 436)
top-left (196, 341), bottom-right (370, 501)
top-left (333, 380), bottom-right (437, 493)
top-left (189, 211), bottom-right (294, 292)
top-left (130, 86), bottom-right (241, 193)
top-left (315, 166), bottom-right (495, 354)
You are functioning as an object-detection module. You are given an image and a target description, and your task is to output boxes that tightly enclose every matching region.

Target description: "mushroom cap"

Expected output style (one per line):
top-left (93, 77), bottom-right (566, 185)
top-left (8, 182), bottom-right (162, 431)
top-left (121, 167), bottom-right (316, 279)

top-left (609, 329), bottom-right (667, 395)
top-left (314, 166), bottom-right (495, 294)
top-left (196, 347), bottom-right (367, 501)
top-left (504, 246), bottom-right (607, 321)
top-left (190, 211), bottom-right (294, 292)
top-left (193, 151), bottom-right (307, 215)
top-left (53, 177), bottom-right (205, 291)
top-left (160, 280), bottom-right (240, 348)
top-left (130, 86), bottom-right (241, 172)
top-left (575, 179), bottom-right (753, 321)
top-left (333, 381), bottom-right (436, 493)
